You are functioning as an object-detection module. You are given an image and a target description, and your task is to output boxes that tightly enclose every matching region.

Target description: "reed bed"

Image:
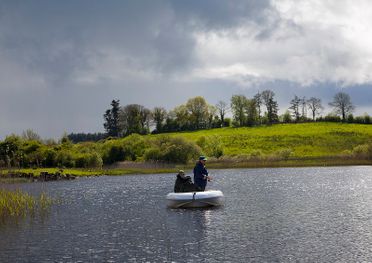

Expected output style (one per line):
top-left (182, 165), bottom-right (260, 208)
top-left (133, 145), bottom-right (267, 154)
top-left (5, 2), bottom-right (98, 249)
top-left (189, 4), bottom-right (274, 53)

top-left (0, 189), bottom-right (52, 222)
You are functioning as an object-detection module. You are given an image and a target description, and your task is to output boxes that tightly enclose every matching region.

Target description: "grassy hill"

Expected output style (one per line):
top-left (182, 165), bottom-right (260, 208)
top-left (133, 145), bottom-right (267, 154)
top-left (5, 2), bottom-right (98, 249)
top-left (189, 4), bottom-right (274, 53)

top-left (2, 122), bottom-right (372, 178)
top-left (151, 122), bottom-right (372, 167)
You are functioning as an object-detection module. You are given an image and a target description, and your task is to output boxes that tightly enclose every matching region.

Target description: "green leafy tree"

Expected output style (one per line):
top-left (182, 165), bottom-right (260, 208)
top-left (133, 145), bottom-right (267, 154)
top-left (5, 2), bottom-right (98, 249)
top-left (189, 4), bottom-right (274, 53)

top-left (120, 104), bottom-right (150, 136)
top-left (172, 105), bottom-right (190, 130)
top-left (103, 99), bottom-right (120, 137)
top-left (186, 96), bottom-right (209, 130)
top-left (0, 135), bottom-right (22, 167)
top-left (261, 90), bottom-right (279, 124)
top-left (231, 95), bottom-right (248, 127)
top-left (245, 99), bottom-right (257, 126)
top-left (282, 110), bottom-right (292, 123)
top-left (152, 107), bottom-right (167, 133)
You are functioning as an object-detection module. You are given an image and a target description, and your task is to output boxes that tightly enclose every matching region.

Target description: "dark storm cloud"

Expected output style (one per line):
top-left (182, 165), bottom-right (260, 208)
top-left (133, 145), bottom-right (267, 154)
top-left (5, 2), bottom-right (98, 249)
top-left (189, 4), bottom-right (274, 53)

top-left (0, 0), bottom-right (274, 86)
top-left (170, 0), bottom-right (272, 29)
top-left (1, 0), bottom-right (372, 139)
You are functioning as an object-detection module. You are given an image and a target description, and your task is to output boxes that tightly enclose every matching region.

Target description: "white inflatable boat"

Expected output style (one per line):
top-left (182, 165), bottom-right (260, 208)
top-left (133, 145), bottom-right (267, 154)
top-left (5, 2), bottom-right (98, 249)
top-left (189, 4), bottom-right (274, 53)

top-left (166, 190), bottom-right (224, 208)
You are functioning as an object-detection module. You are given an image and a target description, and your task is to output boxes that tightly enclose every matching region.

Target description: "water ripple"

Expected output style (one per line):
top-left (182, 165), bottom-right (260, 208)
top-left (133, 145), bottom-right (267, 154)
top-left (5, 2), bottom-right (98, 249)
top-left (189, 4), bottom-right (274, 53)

top-left (1, 167), bottom-right (372, 262)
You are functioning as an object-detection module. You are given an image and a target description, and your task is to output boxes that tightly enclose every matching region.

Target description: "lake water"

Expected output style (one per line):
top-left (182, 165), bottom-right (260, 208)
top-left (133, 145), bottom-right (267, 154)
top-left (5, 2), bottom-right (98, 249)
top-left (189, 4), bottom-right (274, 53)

top-left (1, 166), bottom-right (372, 262)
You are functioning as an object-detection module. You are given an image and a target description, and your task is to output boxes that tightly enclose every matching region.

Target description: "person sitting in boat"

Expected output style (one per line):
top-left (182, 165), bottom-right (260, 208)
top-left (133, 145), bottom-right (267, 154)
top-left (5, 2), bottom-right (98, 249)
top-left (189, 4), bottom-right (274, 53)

top-left (193, 156), bottom-right (211, 191)
top-left (174, 170), bottom-right (201, 193)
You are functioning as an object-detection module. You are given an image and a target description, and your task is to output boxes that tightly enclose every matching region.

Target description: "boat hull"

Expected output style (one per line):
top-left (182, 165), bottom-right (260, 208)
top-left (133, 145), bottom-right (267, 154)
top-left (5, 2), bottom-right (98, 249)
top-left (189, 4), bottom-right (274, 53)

top-left (166, 190), bottom-right (224, 208)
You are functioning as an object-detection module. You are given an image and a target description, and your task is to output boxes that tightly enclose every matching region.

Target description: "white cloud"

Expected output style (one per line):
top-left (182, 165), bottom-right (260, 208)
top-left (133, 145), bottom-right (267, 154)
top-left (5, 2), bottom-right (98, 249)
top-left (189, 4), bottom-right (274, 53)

top-left (192, 0), bottom-right (372, 87)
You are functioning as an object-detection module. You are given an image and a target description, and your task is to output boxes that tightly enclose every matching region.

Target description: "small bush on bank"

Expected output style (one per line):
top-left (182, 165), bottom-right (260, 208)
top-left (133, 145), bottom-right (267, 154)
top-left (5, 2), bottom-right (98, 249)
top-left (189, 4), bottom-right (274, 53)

top-left (196, 135), bottom-right (224, 158)
top-left (275, 148), bottom-right (293, 160)
top-left (75, 152), bottom-right (103, 168)
top-left (121, 134), bottom-right (146, 161)
top-left (145, 135), bottom-right (201, 164)
top-left (102, 144), bottom-right (126, 165)
top-left (352, 143), bottom-right (372, 159)
top-left (56, 150), bottom-right (75, 168)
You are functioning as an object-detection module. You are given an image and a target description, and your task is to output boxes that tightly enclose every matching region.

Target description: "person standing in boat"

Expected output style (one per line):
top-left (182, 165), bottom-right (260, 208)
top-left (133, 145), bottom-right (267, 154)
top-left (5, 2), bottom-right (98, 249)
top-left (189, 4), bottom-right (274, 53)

top-left (193, 156), bottom-right (211, 191)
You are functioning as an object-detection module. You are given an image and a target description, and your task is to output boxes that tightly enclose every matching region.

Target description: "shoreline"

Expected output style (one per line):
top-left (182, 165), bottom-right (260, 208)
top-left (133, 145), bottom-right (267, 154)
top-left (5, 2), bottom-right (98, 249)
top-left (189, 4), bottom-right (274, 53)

top-left (0, 157), bottom-right (371, 182)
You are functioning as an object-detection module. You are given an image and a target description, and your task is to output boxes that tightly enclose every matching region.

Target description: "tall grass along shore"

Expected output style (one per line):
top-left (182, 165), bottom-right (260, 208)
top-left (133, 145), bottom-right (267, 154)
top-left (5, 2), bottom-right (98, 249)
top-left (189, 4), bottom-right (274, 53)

top-left (0, 189), bottom-right (52, 223)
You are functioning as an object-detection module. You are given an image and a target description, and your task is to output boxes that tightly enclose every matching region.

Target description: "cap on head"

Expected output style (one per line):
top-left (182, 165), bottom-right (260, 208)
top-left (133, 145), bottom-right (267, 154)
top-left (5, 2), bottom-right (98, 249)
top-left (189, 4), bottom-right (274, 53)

top-left (179, 170), bottom-right (185, 175)
top-left (199, 156), bottom-right (207, 161)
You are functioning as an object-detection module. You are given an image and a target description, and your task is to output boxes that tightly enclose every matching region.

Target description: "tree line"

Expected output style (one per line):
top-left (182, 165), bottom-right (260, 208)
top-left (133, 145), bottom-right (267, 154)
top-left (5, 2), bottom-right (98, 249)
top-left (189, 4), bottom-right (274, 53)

top-left (102, 90), bottom-right (363, 140)
top-left (0, 90), bottom-right (366, 168)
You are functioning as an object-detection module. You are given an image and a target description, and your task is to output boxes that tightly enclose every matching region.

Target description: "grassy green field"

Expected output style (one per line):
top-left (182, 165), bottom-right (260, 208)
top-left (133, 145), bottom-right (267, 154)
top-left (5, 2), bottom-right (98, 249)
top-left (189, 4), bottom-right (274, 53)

top-left (1, 123), bottom-right (372, 177)
top-left (155, 122), bottom-right (372, 160)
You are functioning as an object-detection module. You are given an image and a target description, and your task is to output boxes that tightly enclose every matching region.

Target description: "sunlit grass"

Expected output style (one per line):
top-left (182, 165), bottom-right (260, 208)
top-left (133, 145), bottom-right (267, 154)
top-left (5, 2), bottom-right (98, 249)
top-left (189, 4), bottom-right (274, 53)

top-left (0, 189), bottom-right (53, 223)
top-left (154, 123), bottom-right (372, 158)
top-left (1, 123), bottom-right (372, 176)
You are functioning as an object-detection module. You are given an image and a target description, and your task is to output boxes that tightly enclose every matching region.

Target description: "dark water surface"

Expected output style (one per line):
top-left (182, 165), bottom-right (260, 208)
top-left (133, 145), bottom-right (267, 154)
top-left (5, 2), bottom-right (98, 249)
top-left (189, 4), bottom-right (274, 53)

top-left (1, 166), bottom-right (372, 262)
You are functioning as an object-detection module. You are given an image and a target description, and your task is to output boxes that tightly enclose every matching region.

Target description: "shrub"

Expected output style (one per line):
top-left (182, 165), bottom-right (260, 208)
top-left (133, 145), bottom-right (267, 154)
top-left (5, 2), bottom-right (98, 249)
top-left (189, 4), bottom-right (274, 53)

top-left (145, 135), bottom-right (201, 164)
top-left (121, 134), bottom-right (146, 161)
top-left (250, 150), bottom-right (263, 158)
top-left (102, 144), bottom-right (125, 165)
top-left (347, 114), bottom-right (354, 123)
top-left (196, 136), bottom-right (207, 149)
top-left (203, 135), bottom-right (224, 158)
top-left (223, 118), bottom-right (231, 127)
top-left (55, 150), bottom-right (75, 167)
top-left (87, 152), bottom-right (103, 168)
top-left (76, 152), bottom-right (103, 168)
top-left (43, 149), bottom-right (57, 167)
top-left (275, 148), bottom-right (293, 160)
top-left (144, 148), bottom-right (162, 161)
top-left (324, 115), bottom-right (342, 122)
top-left (352, 144), bottom-right (372, 159)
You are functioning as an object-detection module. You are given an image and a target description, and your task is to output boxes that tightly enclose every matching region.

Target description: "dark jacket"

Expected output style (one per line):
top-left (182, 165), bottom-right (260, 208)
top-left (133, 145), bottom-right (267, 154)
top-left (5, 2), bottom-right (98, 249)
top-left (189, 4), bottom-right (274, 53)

top-left (193, 161), bottom-right (208, 191)
top-left (174, 174), bottom-right (201, 193)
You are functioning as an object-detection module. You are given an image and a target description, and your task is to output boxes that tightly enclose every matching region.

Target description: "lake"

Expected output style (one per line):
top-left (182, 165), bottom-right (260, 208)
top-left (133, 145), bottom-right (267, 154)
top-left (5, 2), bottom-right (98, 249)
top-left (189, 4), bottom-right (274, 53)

top-left (1, 166), bottom-right (372, 262)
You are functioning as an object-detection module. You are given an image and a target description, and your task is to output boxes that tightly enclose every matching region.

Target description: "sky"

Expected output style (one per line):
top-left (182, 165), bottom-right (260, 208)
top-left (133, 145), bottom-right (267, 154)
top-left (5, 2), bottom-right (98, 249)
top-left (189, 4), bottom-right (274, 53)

top-left (1, 0), bottom-right (372, 139)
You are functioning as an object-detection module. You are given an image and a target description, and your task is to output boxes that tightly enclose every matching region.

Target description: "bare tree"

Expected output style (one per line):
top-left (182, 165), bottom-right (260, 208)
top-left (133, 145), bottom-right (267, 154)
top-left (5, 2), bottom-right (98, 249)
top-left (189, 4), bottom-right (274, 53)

top-left (22, 129), bottom-right (41, 142)
top-left (207, 105), bottom-right (218, 128)
top-left (253, 92), bottom-right (262, 124)
top-left (289, 95), bottom-right (301, 122)
top-left (329, 92), bottom-right (355, 121)
top-left (307, 97), bottom-right (323, 121)
top-left (301, 96), bottom-right (307, 119)
top-left (215, 100), bottom-right (229, 127)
